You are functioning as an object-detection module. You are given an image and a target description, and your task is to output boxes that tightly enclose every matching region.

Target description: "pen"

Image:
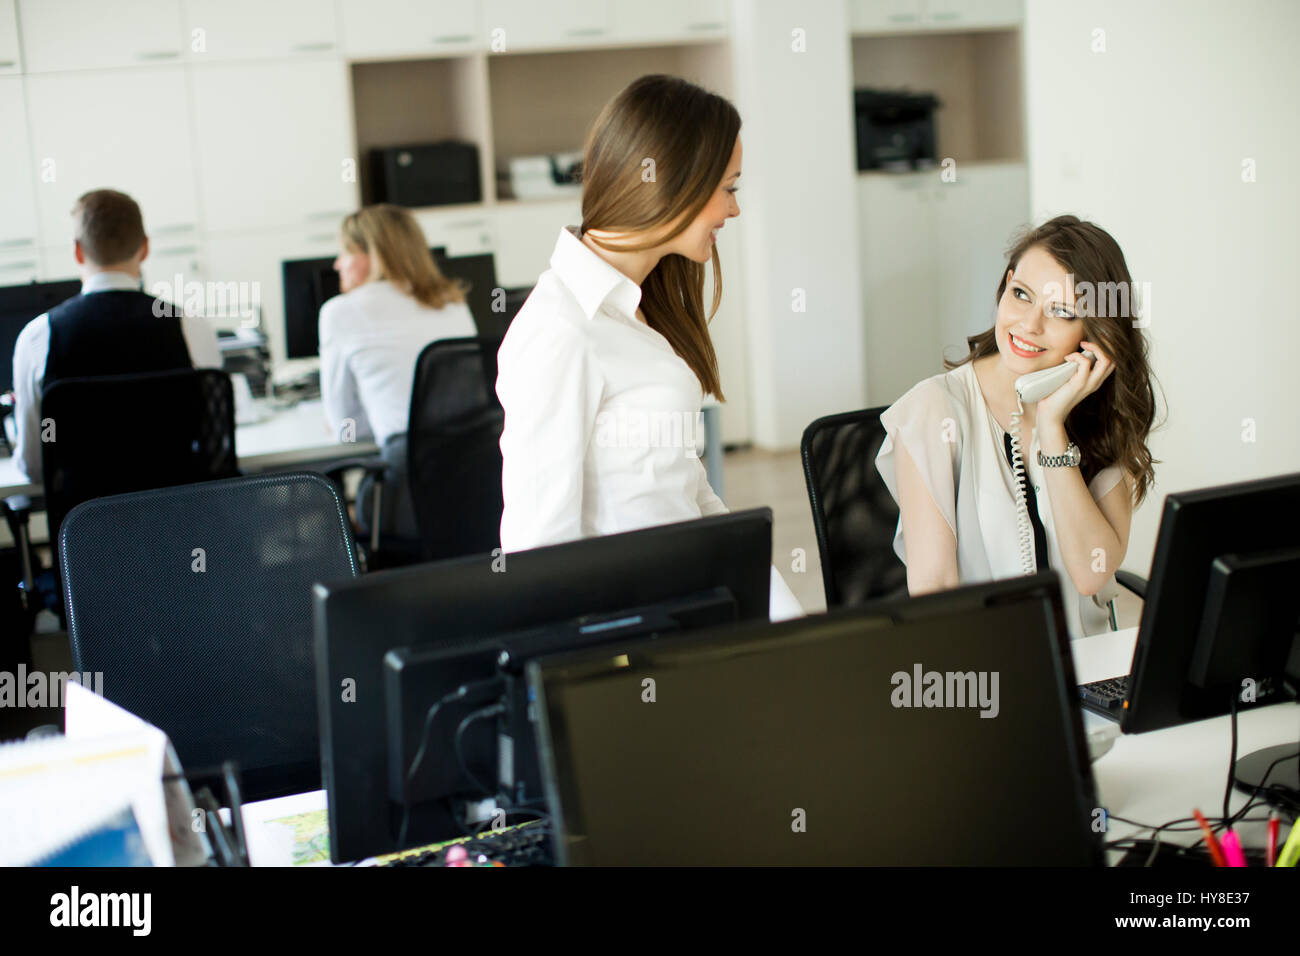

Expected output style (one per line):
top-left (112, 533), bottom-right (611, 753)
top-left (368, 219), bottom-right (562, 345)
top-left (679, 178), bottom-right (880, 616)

top-left (1220, 829), bottom-right (1247, 867)
top-left (1192, 808), bottom-right (1227, 867)
top-left (1266, 813), bottom-right (1279, 868)
top-left (1278, 816), bottom-right (1300, 868)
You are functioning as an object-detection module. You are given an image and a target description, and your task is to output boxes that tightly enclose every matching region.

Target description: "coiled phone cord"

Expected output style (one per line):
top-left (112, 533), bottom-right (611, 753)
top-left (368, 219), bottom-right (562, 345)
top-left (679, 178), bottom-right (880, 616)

top-left (1007, 396), bottom-right (1036, 575)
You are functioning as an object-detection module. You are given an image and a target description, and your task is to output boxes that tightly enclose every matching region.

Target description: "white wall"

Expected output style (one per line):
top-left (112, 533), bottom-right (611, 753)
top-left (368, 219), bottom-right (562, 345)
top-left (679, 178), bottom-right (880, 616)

top-left (1023, 0), bottom-right (1300, 577)
top-left (731, 0), bottom-right (866, 449)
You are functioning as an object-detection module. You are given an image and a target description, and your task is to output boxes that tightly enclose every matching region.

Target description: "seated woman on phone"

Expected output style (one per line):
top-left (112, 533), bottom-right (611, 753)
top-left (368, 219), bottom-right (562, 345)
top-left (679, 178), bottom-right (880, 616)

top-left (874, 215), bottom-right (1158, 639)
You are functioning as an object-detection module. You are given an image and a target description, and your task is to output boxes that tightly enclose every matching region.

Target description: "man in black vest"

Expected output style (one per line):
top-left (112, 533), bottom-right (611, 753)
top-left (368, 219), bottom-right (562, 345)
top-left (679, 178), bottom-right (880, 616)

top-left (10, 189), bottom-right (221, 481)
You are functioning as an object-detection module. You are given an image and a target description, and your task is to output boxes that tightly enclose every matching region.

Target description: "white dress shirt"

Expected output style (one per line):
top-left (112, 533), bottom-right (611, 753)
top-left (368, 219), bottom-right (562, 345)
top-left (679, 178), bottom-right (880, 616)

top-left (874, 361), bottom-right (1127, 639)
top-left (318, 279), bottom-right (478, 446)
top-left (496, 224), bottom-right (804, 622)
top-left (10, 270), bottom-right (222, 482)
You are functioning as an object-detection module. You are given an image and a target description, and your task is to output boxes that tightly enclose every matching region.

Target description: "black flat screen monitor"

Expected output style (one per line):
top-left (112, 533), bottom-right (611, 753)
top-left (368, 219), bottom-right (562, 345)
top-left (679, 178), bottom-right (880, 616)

top-left (314, 509), bottom-right (773, 863)
top-left (282, 247), bottom-right (498, 359)
top-left (0, 279), bottom-right (81, 392)
top-left (1121, 472), bottom-right (1300, 733)
top-left (529, 570), bottom-right (1103, 866)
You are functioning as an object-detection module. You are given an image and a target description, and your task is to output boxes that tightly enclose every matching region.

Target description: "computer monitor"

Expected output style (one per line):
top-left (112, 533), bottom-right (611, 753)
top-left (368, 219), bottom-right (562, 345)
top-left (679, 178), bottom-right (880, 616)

top-left (529, 570), bottom-right (1102, 866)
top-left (280, 247), bottom-right (499, 359)
top-left (0, 279), bottom-right (81, 392)
top-left (314, 509), bottom-right (774, 863)
top-left (1120, 471), bottom-right (1300, 734)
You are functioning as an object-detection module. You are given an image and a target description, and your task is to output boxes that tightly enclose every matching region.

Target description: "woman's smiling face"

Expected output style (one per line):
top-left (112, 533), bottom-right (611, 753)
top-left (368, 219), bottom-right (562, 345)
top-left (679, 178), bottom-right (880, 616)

top-left (993, 244), bottom-right (1087, 372)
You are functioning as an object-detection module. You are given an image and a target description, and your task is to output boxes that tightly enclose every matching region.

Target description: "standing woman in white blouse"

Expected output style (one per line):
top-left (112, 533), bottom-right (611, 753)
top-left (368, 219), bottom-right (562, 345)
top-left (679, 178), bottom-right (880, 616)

top-left (496, 74), bottom-right (803, 620)
top-left (874, 215), bottom-right (1159, 638)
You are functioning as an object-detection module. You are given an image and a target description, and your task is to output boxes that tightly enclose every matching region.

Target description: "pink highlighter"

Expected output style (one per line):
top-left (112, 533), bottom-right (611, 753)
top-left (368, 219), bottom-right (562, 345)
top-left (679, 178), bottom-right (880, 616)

top-left (1220, 830), bottom-right (1248, 867)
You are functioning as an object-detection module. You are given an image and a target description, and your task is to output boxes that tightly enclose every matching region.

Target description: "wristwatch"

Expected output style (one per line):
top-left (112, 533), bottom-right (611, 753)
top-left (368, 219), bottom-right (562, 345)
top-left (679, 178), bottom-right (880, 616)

top-left (1038, 442), bottom-right (1082, 468)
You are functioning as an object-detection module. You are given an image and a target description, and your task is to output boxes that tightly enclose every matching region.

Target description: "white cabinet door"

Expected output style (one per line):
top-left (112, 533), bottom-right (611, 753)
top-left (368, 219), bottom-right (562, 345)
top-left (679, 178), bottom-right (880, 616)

top-left (611, 0), bottom-right (728, 43)
top-left (849, 0), bottom-right (925, 33)
top-left (20, 0), bottom-right (184, 72)
top-left (205, 228), bottom-right (339, 358)
top-left (0, 250), bottom-right (40, 285)
top-left (339, 0), bottom-right (479, 57)
top-left (140, 228), bottom-right (205, 311)
top-left (191, 60), bottom-right (357, 234)
top-left (925, 0), bottom-right (1022, 29)
top-left (931, 161), bottom-right (1028, 360)
top-left (482, 0), bottom-right (611, 51)
top-left (183, 0), bottom-right (338, 61)
top-left (858, 172), bottom-right (939, 407)
top-left (489, 199), bottom-right (578, 289)
top-left (414, 209), bottom-right (497, 259)
top-left (0, 0), bottom-right (20, 73)
top-left (0, 79), bottom-right (37, 248)
top-left (26, 68), bottom-right (199, 246)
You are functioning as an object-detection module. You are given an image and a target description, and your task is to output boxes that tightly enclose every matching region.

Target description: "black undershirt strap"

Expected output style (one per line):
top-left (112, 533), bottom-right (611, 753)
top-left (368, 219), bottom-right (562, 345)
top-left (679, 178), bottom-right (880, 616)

top-left (1003, 430), bottom-right (1050, 572)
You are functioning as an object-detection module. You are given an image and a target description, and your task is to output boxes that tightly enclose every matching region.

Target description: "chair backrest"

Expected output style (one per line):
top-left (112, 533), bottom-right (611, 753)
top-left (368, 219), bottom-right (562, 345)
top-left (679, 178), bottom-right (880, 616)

top-left (406, 336), bottom-right (504, 562)
top-left (801, 406), bottom-right (908, 607)
top-left (60, 472), bottom-right (359, 801)
top-left (40, 368), bottom-right (237, 544)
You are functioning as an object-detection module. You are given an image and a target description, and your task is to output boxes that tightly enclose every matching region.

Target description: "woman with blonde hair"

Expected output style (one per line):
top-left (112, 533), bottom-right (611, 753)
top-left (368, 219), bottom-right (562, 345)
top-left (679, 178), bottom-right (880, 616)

top-left (319, 203), bottom-right (477, 446)
top-left (496, 73), bottom-right (803, 620)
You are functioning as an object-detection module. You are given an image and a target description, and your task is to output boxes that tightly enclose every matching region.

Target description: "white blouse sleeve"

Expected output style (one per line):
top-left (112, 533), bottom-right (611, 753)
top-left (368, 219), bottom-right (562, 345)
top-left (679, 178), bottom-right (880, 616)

top-left (496, 315), bottom-right (603, 552)
top-left (873, 379), bottom-right (962, 559)
top-left (318, 297), bottom-right (367, 441)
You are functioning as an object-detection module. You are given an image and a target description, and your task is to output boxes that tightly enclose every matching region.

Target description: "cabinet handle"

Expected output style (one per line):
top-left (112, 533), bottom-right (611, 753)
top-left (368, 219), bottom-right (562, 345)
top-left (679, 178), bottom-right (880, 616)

top-left (151, 223), bottom-right (194, 236)
top-left (306, 233), bottom-right (337, 243)
top-left (887, 13), bottom-right (919, 23)
top-left (444, 219), bottom-right (488, 230)
top-left (0, 237), bottom-right (34, 249)
top-left (136, 50), bottom-right (180, 61)
top-left (291, 41), bottom-right (336, 53)
top-left (0, 60), bottom-right (16, 69)
top-left (306, 211), bottom-right (349, 222)
top-left (155, 245), bottom-right (199, 255)
top-left (565, 27), bottom-right (606, 37)
top-left (432, 34), bottom-right (474, 44)
top-left (0, 260), bottom-right (38, 270)
top-left (687, 22), bottom-right (725, 31)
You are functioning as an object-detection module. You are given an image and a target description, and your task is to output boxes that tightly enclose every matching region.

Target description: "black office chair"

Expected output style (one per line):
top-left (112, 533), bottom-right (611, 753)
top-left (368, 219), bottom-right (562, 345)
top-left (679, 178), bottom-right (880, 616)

top-left (60, 471), bottom-right (359, 801)
top-left (406, 336), bottom-right (505, 562)
top-left (801, 407), bottom-right (908, 607)
top-left (801, 406), bottom-right (1148, 624)
top-left (2, 368), bottom-right (237, 628)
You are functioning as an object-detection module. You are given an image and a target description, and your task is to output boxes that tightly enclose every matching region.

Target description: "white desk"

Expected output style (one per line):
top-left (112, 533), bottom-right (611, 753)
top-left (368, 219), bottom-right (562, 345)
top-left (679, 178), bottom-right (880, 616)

top-left (0, 398), bottom-right (377, 500)
top-left (1, 398), bottom-right (725, 497)
top-left (1072, 626), bottom-right (1300, 862)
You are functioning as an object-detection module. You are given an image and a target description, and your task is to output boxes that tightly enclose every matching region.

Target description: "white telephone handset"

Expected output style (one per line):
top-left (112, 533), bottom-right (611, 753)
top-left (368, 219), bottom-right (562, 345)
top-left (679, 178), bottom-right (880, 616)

top-left (1008, 350), bottom-right (1094, 573)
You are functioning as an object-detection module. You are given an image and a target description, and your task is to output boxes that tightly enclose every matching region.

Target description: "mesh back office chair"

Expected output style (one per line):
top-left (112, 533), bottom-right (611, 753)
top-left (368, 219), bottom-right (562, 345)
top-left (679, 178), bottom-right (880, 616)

top-left (801, 407), bottom-right (908, 607)
top-left (3, 368), bottom-right (237, 629)
top-left (405, 336), bottom-right (505, 562)
top-left (801, 407), bottom-right (1147, 622)
top-left (60, 472), bottom-right (359, 801)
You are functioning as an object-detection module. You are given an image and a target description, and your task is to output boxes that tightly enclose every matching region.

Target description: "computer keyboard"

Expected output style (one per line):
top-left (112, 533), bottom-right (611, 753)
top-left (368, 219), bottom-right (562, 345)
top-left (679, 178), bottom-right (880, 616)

top-left (1079, 675), bottom-right (1130, 712)
top-left (377, 820), bottom-right (553, 867)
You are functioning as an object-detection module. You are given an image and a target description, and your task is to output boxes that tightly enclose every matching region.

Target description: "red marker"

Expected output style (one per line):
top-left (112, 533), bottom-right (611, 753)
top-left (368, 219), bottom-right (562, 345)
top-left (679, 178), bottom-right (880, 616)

top-left (1193, 808), bottom-right (1228, 867)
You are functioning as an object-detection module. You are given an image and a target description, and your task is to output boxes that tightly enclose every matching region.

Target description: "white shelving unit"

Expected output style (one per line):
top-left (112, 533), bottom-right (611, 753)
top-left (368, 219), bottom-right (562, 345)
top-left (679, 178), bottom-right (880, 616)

top-left (3, 0), bottom-right (1031, 445)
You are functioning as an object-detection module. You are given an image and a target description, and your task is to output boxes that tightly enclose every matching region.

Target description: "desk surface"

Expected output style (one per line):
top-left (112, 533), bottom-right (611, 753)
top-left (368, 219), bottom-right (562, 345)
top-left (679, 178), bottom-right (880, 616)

top-left (0, 398), bottom-right (378, 498)
top-left (1073, 626), bottom-right (1299, 861)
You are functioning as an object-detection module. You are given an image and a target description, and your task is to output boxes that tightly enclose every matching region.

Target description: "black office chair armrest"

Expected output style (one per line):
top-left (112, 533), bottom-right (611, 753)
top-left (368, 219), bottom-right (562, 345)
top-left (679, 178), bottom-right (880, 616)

top-left (1115, 569), bottom-right (1147, 601)
top-left (321, 457), bottom-right (390, 556)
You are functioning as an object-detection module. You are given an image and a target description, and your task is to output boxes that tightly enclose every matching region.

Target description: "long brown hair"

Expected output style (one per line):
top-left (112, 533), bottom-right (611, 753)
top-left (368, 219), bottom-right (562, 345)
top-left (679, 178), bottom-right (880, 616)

top-left (578, 74), bottom-right (739, 400)
top-left (946, 215), bottom-right (1161, 505)
top-left (340, 204), bottom-right (467, 309)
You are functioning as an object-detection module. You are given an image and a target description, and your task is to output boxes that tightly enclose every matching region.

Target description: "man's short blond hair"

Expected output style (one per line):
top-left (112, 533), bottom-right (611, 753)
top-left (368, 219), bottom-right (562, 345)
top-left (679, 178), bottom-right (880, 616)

top-left (72, 189), bottom-right (146, 266)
